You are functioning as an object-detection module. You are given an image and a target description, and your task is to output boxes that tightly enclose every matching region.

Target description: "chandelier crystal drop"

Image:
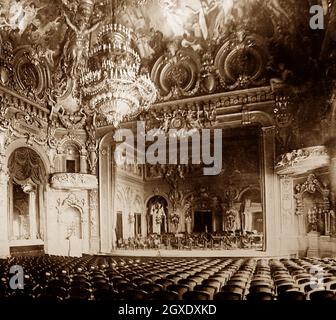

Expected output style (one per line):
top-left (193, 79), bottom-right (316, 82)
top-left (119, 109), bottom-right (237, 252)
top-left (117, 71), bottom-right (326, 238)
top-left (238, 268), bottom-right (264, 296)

top-left (79, 5), bottom-right (156, 126)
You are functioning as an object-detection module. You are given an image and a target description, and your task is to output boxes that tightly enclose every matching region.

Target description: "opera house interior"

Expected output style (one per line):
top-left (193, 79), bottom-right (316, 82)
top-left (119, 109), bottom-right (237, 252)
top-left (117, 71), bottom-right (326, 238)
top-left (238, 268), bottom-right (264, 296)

top-left (1, 0), bottom-right (336, 301)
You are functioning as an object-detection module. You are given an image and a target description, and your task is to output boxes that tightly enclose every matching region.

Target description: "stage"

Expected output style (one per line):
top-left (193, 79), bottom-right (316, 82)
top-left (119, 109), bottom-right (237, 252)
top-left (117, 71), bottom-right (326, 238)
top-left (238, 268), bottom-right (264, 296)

top-left (99, 249), bottom-right (295, 259)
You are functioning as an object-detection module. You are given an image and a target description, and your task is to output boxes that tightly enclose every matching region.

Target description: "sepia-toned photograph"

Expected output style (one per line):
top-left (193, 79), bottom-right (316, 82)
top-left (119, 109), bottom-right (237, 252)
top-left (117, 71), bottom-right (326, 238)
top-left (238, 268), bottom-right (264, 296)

top-left (0, 0), bottom-right (335, 308)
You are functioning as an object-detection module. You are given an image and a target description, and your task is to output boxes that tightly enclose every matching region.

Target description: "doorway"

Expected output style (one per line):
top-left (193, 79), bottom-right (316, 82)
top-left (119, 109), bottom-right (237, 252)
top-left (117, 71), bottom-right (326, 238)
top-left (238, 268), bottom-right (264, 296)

top-left (194, 211), bottom-right (213, 233)
top-left (134, 213), bottom-right (141, 236)
top-left (116, 212), bottom-right (123, 241)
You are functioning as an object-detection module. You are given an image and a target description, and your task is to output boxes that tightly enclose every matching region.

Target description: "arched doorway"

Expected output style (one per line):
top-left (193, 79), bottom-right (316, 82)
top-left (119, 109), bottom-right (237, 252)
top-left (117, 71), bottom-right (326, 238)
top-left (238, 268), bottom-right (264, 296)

top-left (147, 196), bottom-right (168, 234)
top-left (239, 188), bottom-right (263, 234)
top-left (8, 148), bottom-right (47, 249)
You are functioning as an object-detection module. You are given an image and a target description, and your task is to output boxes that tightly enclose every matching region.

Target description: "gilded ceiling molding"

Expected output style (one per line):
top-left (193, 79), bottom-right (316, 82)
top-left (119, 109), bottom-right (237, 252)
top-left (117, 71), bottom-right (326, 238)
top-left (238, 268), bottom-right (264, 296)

top-left (151, 85), bottom-right (275, 112)
top-left (214, 32), bottom-right (268, 90)
top-left (151, 48), bottom-right (201, 102)
top-left (96, 86), bottom-right (276, 129)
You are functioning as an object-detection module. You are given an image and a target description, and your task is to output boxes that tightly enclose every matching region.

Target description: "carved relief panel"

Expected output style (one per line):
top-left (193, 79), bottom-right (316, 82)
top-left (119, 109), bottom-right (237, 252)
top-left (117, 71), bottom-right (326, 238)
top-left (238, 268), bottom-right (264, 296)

top-left (56, 193), bottom-right (86, 240)
top-left (294, 174), bottom-right (331, 235)
top-left (280, 177), bottom-right (294, 234)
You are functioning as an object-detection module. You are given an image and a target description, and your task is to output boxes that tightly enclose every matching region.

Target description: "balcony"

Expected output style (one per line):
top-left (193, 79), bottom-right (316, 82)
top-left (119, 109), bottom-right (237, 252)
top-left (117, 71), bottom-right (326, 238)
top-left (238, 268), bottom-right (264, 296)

top-left (50, 173), bottom-right (98, 190)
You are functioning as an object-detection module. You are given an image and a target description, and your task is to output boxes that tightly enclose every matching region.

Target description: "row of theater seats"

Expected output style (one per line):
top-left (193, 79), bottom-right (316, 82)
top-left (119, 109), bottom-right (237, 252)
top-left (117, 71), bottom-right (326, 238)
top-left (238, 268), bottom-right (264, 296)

top-left (1, 255), bottom-right (336, 301)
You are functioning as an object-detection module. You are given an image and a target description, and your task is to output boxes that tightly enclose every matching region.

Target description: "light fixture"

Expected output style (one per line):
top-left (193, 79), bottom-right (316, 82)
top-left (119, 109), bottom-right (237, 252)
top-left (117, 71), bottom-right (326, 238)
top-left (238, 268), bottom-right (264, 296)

top-left (79, 0), bottom-right (157, 126)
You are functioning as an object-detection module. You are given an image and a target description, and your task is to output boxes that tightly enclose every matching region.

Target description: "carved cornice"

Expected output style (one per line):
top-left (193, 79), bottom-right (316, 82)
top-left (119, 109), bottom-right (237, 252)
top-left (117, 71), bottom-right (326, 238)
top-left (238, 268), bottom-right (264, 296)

top-left (275, 146), bottom-right (330, 176)
top-left (97, 86), bottom-right (276, 129)
top-left (153, 85), bottom-right (275, 111)
top-left (0, 85), bottom-right (50, 122)
top-left (50, 173), bottom-right (98, 190)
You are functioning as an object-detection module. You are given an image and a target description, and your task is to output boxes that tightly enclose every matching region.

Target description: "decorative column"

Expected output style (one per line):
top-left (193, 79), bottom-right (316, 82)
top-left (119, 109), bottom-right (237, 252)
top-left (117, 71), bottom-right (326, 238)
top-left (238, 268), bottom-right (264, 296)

top-left (22, 183), bottom-right (37, 240)
top-left (325, 86), bottom-right (336, 254)
top-left (0, 170), bottom-right (9, 257)
top-left (88, 147), bottom-right (98, 175)
top-left (80, 147), bottom-right (88, 173)
top-left (279, 176), bottom-right (294, 234)
top-left (260, 126), bottom-right (280, 254)
top-left (56, 147), bottom-right (65, 172)
top-left (89, 189), bottom-right (99, 253)
top-left (99, 142), bottom-right (113, 253)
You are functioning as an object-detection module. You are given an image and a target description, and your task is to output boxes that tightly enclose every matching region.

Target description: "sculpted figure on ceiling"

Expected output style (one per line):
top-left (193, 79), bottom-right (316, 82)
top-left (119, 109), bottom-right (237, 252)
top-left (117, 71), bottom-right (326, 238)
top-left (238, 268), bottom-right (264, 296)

top-left (62, 8), bottom-right (99, 78)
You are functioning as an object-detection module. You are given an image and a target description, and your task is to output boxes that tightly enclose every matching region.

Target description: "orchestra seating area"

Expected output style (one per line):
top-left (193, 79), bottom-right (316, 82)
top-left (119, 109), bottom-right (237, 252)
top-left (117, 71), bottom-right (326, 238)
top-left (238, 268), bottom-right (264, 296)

top-left (1, 255), bottom-right (336, 301)
top-left (116, 232), bottom-right (263, 251)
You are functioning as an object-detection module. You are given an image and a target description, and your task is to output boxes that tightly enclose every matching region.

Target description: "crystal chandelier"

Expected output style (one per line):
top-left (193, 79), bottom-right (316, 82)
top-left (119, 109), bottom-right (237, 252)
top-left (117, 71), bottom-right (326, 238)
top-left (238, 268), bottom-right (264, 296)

top-left (79, 0), bottom-right (157, 126)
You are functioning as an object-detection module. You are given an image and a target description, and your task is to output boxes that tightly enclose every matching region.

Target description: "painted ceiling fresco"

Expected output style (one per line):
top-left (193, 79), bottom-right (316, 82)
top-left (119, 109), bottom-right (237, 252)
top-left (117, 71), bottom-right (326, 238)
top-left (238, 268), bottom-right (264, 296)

top-left (0, 0), bottom-right (319, 59)
top-left (0, 0), bottom-right (333, 114)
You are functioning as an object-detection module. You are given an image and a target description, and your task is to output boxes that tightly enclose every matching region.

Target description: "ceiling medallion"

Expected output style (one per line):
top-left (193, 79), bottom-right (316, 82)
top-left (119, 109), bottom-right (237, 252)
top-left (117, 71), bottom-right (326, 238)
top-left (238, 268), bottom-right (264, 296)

top-left (79, 0), bottom-right (157, 127)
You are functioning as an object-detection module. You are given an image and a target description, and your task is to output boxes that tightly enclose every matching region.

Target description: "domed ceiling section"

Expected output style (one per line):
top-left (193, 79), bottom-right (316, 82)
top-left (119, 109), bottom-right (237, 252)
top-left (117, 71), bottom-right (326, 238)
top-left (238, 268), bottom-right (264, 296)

top-left (0, 0), bottom-right (333, 111)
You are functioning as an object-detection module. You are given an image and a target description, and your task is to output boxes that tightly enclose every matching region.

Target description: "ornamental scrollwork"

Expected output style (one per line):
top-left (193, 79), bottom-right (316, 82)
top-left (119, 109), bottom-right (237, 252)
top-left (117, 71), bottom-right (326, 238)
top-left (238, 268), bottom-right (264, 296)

top-left (51, 173), bottom-right (98, 190)
top-left (56, 193), bottom-right (85, 223)
top-left (144, 102), bottom-right (216, 134)
top-left (58, 109), bottom-right (87, 130)
top-left (151, 48), bottom-right (201, 101)
top-left (275, 146), bottom-right (329, 175)
top-left (294, 174), bottom-right (330, 216)
top-left (89, 189), bottom-right (99, 237)
top-left (214, 31), bottom-right (268, 90)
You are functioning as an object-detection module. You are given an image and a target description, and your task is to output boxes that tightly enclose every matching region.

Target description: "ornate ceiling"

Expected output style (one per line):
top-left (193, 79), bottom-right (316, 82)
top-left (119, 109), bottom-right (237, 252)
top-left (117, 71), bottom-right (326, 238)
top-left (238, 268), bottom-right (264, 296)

top-left (0, 0), bottom-right (334, 122)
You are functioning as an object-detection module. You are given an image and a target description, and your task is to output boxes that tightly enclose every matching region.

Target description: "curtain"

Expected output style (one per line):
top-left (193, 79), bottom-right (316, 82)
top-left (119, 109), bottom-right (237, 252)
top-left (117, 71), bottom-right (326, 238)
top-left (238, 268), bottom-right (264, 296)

top-left (8, 148), bottom-right (46, 184)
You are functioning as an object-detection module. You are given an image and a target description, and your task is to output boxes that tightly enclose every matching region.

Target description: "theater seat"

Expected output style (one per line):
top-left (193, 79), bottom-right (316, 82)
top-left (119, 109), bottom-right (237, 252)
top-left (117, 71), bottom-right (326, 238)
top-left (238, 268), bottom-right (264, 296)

top-left (155, 278), bottom-right (174, 289)
top-left (93, 288), bottom-right (118, 301)
top-left (277, 290), bottom-right (306, 301)
top-left (193, 285), bottom-right (216, 299)
top-left (140, 283), bottom-right (163, 294)
top-left (151, 290), bottom-right (179, 301)
top-left (166, 284), bottom-right (189, 300)
top-left (122, 289), bottom-right (148, 300)
top-left (214, 291), bottom-right (242, 300)
top-left (68, 287), bottom-right (92, 300)
top-left (246, 291), bottom-right (273, 301)
top-left (182, 291), bottom-right (210, 301)
top-left (308, 289), bottom-right (335, 301)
